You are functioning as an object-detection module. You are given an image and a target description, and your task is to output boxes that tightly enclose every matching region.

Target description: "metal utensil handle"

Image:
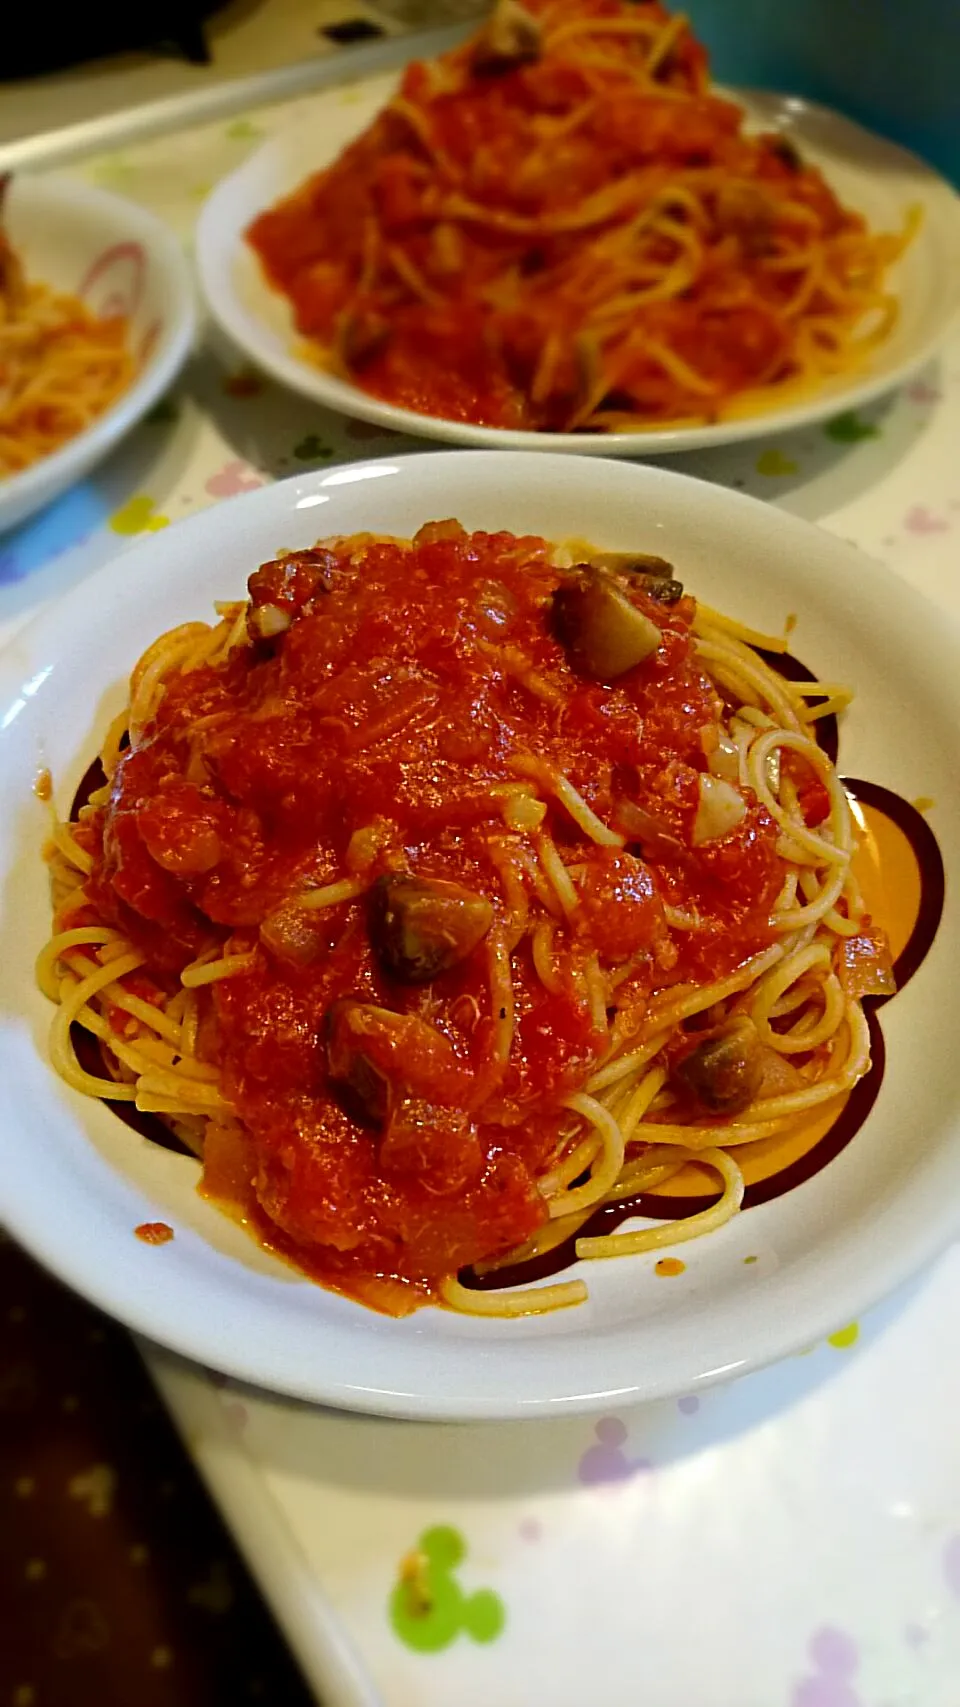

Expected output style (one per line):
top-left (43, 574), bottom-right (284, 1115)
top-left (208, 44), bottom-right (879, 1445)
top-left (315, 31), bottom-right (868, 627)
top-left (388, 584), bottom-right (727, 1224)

top-left (0, 22), bottom-right (471, 176)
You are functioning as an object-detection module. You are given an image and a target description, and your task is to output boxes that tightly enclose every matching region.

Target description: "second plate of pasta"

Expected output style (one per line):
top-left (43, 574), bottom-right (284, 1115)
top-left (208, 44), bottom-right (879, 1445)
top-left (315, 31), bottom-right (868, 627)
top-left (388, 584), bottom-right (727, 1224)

top-left (197, 6), bottom-right (960, 455)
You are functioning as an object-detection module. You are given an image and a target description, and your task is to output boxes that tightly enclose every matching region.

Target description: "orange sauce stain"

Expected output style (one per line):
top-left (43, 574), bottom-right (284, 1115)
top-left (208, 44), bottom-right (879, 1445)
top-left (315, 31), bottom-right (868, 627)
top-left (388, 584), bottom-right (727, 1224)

top-left (135, 1222), bottom-right (174, 1245)
top-left (655, 1257), bottom-right (686, 1277)
top-left (34, 768), bottom-right (52, 803)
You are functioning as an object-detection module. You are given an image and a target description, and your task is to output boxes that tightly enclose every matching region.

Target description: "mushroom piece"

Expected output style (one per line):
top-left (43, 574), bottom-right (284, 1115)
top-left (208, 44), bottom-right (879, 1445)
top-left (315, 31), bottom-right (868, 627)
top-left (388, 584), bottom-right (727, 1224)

top-left (260, 901), bottom-right (329, 967)
top-left (769, 135), bottom-right (804, 172)
top-left (551, 567), bottom-right (661, 681)
top-left (692, 774), bottom-right (747, 845)
top-left (473, 0), bottom-right (542, 70)
top-left (326, 998), bottom-right (393, 1125)
top-left (369, 873), bottom-right (494, 984)
top-left (587, 552), bottom-right (684, 603)
top-left (340, 307), bottom-right (391, 369)
top-left (674, 1017), bottom-right (764, 1115)
top-left (326, 996), bottom-right (471, 1120)
top-left (636, 574), bottom-right (685, 605)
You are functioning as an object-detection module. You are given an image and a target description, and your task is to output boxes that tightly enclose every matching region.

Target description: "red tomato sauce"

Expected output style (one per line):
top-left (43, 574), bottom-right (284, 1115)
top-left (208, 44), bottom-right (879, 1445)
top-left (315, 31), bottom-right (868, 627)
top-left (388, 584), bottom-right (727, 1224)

top-left (83, 525), bottom-right (782, 1312)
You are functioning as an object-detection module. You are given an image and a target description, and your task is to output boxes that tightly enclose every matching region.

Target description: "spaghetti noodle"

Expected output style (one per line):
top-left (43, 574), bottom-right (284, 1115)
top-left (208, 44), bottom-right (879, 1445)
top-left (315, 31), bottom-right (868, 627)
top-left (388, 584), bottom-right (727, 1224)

top-left (39, 522), bottom-right (894, 1316)
top-left (246, 0), bottom-right (915, 433)
top-left (0, 178), bottom-right (134, 478)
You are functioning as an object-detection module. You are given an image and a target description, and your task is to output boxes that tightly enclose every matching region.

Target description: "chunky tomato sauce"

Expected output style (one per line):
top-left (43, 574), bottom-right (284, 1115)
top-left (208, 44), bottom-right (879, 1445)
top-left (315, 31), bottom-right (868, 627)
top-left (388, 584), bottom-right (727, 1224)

top-left (78, 525), bottom-right (783, 1312)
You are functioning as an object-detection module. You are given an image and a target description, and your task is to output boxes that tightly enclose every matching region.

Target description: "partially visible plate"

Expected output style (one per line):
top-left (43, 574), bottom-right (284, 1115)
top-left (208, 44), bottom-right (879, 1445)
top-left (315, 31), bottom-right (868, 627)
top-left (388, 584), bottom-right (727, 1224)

top-left (1, 175), bottom-right (195, 534)
top-left (1, 451), bottom-right (959, 1419)
top-left (197, 75), bottom-right (960, 456)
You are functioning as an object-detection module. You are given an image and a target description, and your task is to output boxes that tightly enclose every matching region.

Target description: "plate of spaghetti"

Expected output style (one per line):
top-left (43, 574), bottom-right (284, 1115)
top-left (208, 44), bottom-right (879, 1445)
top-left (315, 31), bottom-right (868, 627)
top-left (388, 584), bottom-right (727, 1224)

top-left (0, 174), bottom-right (195, 534)
top-left (1, 450), bottom-right (958, 1417)
top-left (197, 0), bottom-right (960, 453)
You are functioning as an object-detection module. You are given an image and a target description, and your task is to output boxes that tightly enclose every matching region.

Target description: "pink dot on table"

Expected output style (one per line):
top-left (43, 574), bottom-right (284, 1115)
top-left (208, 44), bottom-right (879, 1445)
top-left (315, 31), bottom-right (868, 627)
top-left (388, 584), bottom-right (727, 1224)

top-left (205, 460), bottom-right (264, 499)
top-left (904, 504), bottom-right (949, 535)
top-left (678, 1395), bottom-right (699, 1415)
top-left (595, 1417), bottom-right (627, 1446)
top-left (577, 1417), bottom-right (651, 1487)
top-left (810, 1626), bottom-right (859, 1677)
top-left (519, 1518), bottom-right (542, 1542)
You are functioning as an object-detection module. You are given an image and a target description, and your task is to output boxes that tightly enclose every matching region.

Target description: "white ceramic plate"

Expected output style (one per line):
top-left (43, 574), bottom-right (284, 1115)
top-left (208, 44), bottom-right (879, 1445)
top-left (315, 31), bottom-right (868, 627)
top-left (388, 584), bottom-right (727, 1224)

top-left (1, 451), bottom-right (959, 1420)
top-left (197, 75), bottom-right (960, 457)
top-left (0, 175), bottom-right (196, 534)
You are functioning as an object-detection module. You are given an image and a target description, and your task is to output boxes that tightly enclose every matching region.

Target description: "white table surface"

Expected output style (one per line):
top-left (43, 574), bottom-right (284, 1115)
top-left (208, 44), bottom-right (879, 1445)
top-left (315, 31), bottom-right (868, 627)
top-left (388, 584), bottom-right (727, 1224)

top-left (4, 88), bottom-right (960, 1707)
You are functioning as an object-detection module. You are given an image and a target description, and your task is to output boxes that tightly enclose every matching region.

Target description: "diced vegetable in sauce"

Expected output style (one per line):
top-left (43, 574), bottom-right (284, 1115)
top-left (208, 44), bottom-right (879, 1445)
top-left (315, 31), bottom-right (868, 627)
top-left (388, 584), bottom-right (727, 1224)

top-left (838, 924), bottom-right (896, 999)
top-left (369, 873), bottom-right (494, 983)
top-left (551, 566), bottom-right (661, 680)
top-left (674, 1017), bottom-right (764, 1114)
top-left (588, 551), bottom-right (684, 603)
top-left (326, 999), bottom-right (393, 1124)
top-left (692, 774), bottom-right (747, 845)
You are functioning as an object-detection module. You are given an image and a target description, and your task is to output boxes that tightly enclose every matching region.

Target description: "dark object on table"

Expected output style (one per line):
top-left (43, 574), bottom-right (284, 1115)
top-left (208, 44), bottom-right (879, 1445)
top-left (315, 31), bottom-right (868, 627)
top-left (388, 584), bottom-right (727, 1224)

top-left (0, 1233), bottom-right (316, 1707)
top-left (321, 18), bottom-right (386, 43)
top-left (1, 1), bottom-right (231, 78)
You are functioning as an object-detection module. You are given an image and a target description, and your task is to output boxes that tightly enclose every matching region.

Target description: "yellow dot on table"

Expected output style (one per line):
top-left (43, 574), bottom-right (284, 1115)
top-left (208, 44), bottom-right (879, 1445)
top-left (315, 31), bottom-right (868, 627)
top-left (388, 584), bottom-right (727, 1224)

top-left (13, 1686), bottom-right (36, 1707)
top-left (828, 1321), bottom-right (860, 1349)
top-left (150, 1646), bottom-right (173, 1669)
top-left (109, 496), bottom-right (170, 536)
top-left (756, 448), bottom-right (798, 477)
top-left (130, 1544), bottom-right (150, 1565)
top-left (14, 1477), bottom-right (35, 1498)
top-left (24, 1559), bottom-right (47, 1582)
top-left (68, 1464), bottom-right (117, 1518)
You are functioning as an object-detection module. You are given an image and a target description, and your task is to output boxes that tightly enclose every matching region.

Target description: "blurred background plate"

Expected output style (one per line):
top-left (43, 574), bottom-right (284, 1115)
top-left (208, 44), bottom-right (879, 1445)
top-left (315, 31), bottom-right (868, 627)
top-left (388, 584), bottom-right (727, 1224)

top-left (0, 176), bottom-right (195, 534)
top-left (197, 72), bottom-right (960, 456)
